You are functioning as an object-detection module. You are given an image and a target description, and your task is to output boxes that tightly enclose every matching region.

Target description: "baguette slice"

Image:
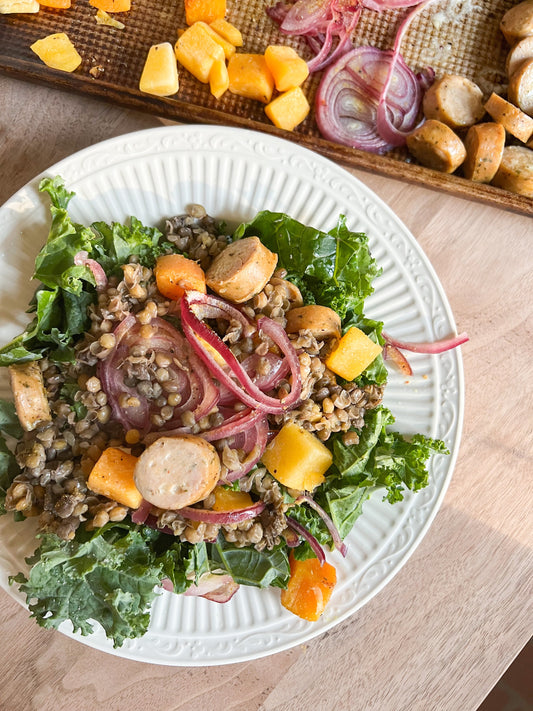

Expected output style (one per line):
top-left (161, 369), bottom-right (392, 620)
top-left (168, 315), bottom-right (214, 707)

top-left (463, 123), bottom-right (506, 182)
top-left (484, 92), bottom-right (533, 142)
top-left (492, 145), bottom-right (533, 197)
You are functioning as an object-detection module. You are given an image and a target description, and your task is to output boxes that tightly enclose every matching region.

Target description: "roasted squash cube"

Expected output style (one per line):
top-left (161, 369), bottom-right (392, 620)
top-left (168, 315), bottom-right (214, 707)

top-left (212, 486), bottom-right (254, 511)
top-left (265, 86), bottom-right (310, 131)
top-left (0, 0), bottom-right (39, 12)
top-left (185, 0), bottom-right (226, 25)
top-left (197, 21), bottom-right (236, 60)
top-left (281, 553), bottom-right (337, 621)
top-left (139, 43), bottom-right (179, 97)
top-left (175, 22), bottom-right (225, 84)
top-left (87, 447), bottom-right (143, 510)
top-left (209, 58), bottom-right (229, 99)
top-left (325, 327), bottom-right (382, 381)
top-left (89, 0), bottom-right (131, 11)
top-left (227, 53), bottom-right (274, 103)
top-left (209, 18), bottom-right (243, 47)
top-left (30, 33), bottom-right (82, 73)
top-left (261, 422), bottom-right (332, 492)
top-left (264, 45), bottom-right (309, 92)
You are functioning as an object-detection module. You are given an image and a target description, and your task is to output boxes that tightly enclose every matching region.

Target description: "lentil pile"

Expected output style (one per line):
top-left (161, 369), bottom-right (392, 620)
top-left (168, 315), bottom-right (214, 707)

top-left (5, 207), bottom-right (383, 550)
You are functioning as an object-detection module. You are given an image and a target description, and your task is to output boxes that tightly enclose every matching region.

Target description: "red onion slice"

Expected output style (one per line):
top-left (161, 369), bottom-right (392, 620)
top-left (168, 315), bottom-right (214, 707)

top-left (286, 515), bottom-right (326, 564)
top-left (181, 294), bottom-right (302, 414)
top-left (363, 0), bottom-right (429, 10)
top-left (382, 330), bottom-right (469, 354)
top-left (376, 0), bottom-right (437, 146)
top-left (315, 46), bottom-right (423, 153)
top-left (296, 494), bottom-right (348, 556)
top-left (184, 572), bottom-right (239, 603)
top-left (131, 498), bottom-right (152, 524)
top-left (178, 500), bottom-right (266, 524)
top-left (98, 313), bottom-right (219, 434)
top-left (383, 344), bottom-right (413, 375)
top-left (74, 250), bottom-right (108, 290)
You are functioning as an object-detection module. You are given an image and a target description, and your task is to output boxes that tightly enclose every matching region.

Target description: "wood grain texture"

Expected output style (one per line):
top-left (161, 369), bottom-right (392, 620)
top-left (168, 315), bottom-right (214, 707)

top-left (0, 75), bottom-right (532, 711)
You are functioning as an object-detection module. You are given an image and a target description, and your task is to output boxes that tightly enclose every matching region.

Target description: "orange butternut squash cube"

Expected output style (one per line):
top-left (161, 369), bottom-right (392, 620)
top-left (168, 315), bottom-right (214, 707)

top-left (261, 422), bottom-right (332, 492)
top-left (325, 327), bottom-right (382, 381)
top-left (39, 0), bottom-right (72, 8)
top-left (185, 0), bottom-right (226, 25)
top-left (265, 86), bottom-right (310, 131)
top-left (175, 22), bottom-right (225, 84)
top-left (0, 0), bottom-right (39, 12)
top-left (209, 18), bottom-right (243, 47)
top-left (197, 21), bottom-right (236, 60)
top-left (264, 45), bottom-right (309, 92)
top-left (227, 53), bottom-right (274, 103)
top-left (139, 43), bottom-right (180, 97)
top-left (30, 33), bottom-right (82, 73)
top-left (281, 553), bottom-right (337, 621)
top-left (209, 58), bottom-right (229, 98)
top-left (87, 447), bottom-right (143, 509)
top-left (212, 486), bottom-right (254, 511)
top-left (89, 0), bottom-right (131, 12)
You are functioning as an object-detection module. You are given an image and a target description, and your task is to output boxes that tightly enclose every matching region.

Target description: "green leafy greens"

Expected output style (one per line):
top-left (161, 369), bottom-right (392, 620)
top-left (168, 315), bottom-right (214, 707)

top-left (0, 177), bottom-right (172, 366)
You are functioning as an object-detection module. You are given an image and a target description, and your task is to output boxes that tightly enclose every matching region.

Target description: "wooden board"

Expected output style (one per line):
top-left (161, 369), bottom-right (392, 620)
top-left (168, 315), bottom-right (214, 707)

top-left (1, 0), bottom-right (532, 216)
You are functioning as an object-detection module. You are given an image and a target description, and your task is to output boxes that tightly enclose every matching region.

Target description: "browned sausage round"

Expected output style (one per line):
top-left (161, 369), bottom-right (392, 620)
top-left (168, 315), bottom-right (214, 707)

top-left (406, 120), bottom-right (466, 173)
top-left (500, 1), bottom-right (533, 45)
top-left (134, 435), bottom-right (221, 509)
top-left (484, 92), bottom-right (533, 142)
top-left (205, 236), bottom-right (278, 303)
top-left (492, 145), bottom-right (533, 197)
top-left (285, 305), bottom-right (341, 340)
top-left (508, 57), bottom-right (533, 116)
top-left (463, 123), bottom-right (506, 182)
top-left (422, 75), bottom-right (485, 129)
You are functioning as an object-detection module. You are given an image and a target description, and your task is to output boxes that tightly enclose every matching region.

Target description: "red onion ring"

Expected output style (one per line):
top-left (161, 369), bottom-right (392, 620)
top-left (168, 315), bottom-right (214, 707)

top-left (296, 494), bottom-right (348, 556)
top-left (383, 343), bottom-right (413, 375)
top-left (183, 572), bottom-right (239, 603)
top-left (98, 313), bottom-right (219, 433)
top-left (181, 293), bottom-right (302, 414)
top-left (376, 0), bottom-right (437, 146)
top-left (177, 500), bottom-right (266, 524)
top-left (363, 0), bottom-right (429, 10)
top-left (131, 498), bottom-right (152, 524)
top-left (285, 515), bottom-right (326, 564)
top-left (315, 46), bottom-right (423, 153)
top-left (74, 250), bottom-right (108, 290)
top-left (382, 330), bottom-right (469, 354)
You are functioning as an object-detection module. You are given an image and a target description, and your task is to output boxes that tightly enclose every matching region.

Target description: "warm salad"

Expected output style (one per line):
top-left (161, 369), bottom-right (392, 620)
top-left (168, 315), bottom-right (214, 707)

top-left (0, 177), bottom-right (450, 647)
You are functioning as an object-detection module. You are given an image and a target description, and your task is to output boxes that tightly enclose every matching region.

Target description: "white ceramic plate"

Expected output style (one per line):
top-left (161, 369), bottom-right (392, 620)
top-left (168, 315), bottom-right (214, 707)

top-left (0, 125), bottom-right (464, 666)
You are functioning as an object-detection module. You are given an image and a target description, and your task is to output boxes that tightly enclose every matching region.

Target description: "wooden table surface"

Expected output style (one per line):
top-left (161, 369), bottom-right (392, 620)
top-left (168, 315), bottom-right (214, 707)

top-left (0, 74), bottom-right (532, 711)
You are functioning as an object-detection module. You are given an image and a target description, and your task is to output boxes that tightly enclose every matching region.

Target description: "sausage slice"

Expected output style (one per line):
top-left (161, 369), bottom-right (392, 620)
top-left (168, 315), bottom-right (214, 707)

top-left (285, 305), bottom-right (341, 340)
top-left (422, 75), bottom-right (485, 129)
top-left (9, 361), bottom-right (51, 431)
top-left (506, 35), bottom-right (533, 76)
top-left (406, 119), bottom-right (466, 173)
top-left (500, 1), bottom-right (533, 45)
top-left (134, 435), bottom-right (221, 509)
top-left (463, 123), bottom-right (506, 182)
top-left (508, 57), bottom-right (533, 116)
top-left (492, 145), bottom-right (533, 197)
top-left (206, 236), bottom-right (278, 303)
top-left (484, 92), bottom-right (533, 142)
